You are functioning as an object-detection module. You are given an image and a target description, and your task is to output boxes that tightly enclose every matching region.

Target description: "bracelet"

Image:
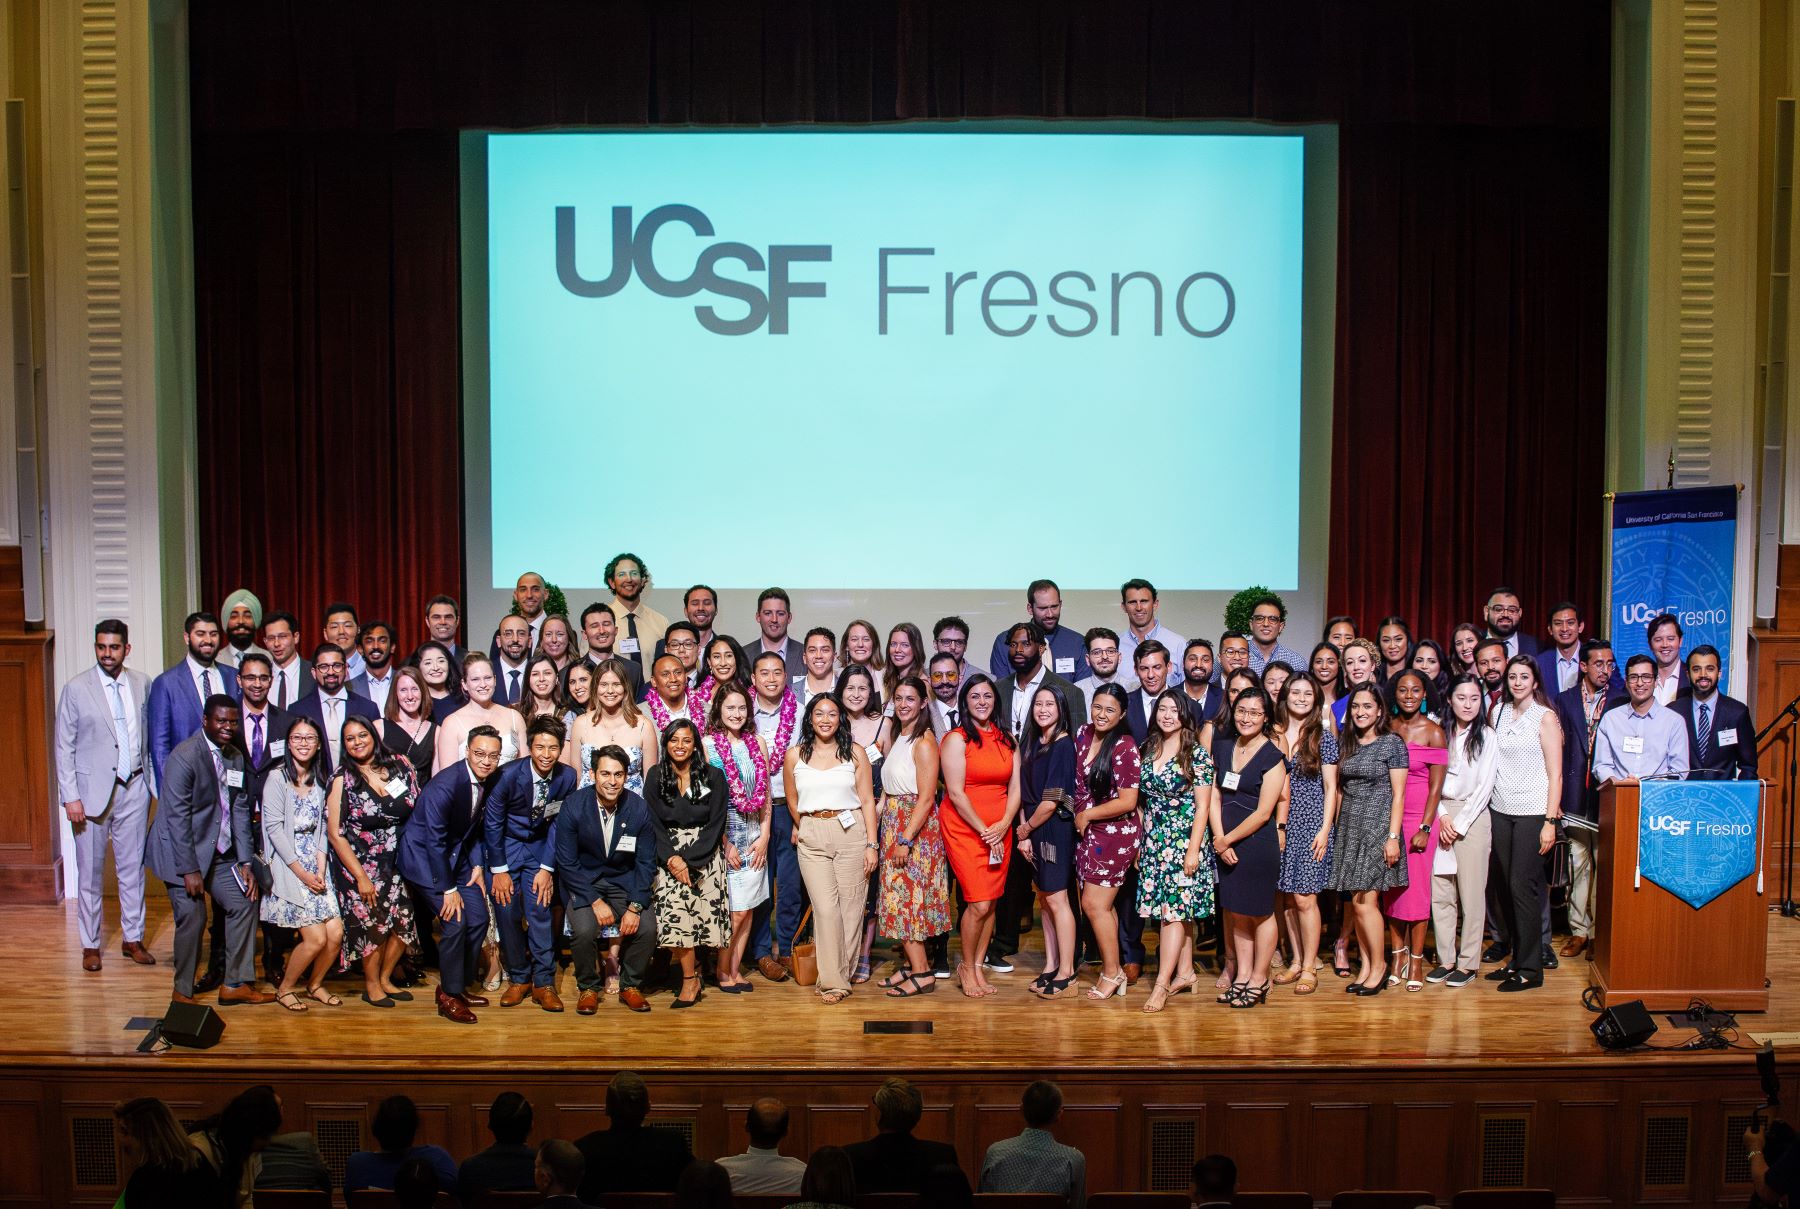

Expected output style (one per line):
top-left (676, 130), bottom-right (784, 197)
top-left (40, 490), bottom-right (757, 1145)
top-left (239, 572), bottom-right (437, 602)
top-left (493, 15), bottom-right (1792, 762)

top-left (897, 836), bottom-right (914, 849)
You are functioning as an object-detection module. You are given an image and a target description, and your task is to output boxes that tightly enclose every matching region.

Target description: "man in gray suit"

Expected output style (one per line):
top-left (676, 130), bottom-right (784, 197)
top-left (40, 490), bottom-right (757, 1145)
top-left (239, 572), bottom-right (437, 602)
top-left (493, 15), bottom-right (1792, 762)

top-left (55, 618), bottom-right (155, 973)
top-left (144, 695), bottom-right (274, 1004)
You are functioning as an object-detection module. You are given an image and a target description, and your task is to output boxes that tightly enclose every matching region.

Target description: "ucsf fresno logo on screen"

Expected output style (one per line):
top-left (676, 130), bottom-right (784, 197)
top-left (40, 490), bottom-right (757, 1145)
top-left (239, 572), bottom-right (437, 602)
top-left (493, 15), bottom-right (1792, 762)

top-left (555, 203), bottom-right (1237, 337)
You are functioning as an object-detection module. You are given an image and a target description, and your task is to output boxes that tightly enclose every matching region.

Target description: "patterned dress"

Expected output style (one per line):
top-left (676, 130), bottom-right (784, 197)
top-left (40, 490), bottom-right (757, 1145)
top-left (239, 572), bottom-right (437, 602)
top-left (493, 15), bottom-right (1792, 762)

top-left (1278, 729), bottom-right (1339, 894)
top-left (1072, 724), bottom-right (1143, 888)
top-left (877, 732), bottom-right (952, 940)
top-left (259, 781), bottom-right (341, 928)
top-left (646, 765), bottom-right (731, 949)
top-left (1135, 743), bottom-right (1216, 922)
top-left (331, 761), bottom-right (420, 968)
top-left (1327, 732), bottom-right (1411, 894)
top-left (578, 741), bottom-right (645, 792)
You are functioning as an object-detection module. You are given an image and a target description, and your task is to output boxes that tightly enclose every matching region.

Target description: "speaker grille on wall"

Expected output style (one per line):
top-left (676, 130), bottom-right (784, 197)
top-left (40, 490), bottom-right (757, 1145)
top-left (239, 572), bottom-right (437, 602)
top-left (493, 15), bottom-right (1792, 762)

top-left (1644, 1113), bottom-right (1691, 1188)
top-left (1725, 1113), bottom-right (1757, 1184)
top-left (1149, 1119), bottom-right (1198, 1190)
top-left (69, 1115), bottom-right (116, 1187)
top-left (657, 1117), bottom-right (697, 1150)
top-left (1479, 1113), bottom-right (1528, 1187)
top-left (316, 1119), bottom-right (363, 1188)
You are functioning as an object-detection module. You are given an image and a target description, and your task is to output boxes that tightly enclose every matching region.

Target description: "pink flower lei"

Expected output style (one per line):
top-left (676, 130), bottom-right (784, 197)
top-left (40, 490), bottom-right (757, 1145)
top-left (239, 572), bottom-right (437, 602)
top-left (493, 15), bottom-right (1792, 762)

top-left (643, 687), bottom-right (688, 733)
top-left (690, 675), bottom-right (717, 724)
top-left (711, 688), bottom-right (798, 816)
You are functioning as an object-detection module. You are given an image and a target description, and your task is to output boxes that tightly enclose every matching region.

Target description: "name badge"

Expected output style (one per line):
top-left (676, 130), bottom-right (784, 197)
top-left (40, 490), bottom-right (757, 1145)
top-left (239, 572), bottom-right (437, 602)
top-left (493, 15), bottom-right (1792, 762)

top-left (384, 777), bottom-right (408, 799)
top-left (1221, 770), bottom-right (1242, 791)
top-left (1042, 843), bottom-right (1057, 864)
top-left (616, 833), bottom-right (637, 853)
top-left (225, 770), bottom-right (244, 788)
top-left (1055, 657), bottom-right (1076, 675)
top-left (790, 674), bottom-right (805, 686)
top-left (838, 809), bottom-right (858, 830)
top-left (544, 798), bottom-right (564, 819)
top-left (1718, 728), bottom-right (1738, 746)
top-left (1622, 736), bottom-right (1645, 755)
top-left (618, 637), bottom-right (641, 655)
top-left (269, 740), bottom-right (286, 758)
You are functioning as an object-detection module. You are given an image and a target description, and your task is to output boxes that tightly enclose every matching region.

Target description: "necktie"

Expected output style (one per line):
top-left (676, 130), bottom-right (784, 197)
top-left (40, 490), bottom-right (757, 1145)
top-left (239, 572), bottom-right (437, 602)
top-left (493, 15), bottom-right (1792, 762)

top-left (325, 697), bottom-right (342, 767)
top-left (277, 667), bottom-right (289, 708)
top-left (200, 667), bottom-right (214, 702)
top-left (107, 678), bottom-right (132, 779)
top-left (1697, 702), bottom-right (1712, 765)
top-left (507, 669), bottom-right (521, 704)
top-left (948, 708), bottom-right (959, 728)
top-left (531, 776), bottom-right (550, 827)
top-left (211, 747), bottom-right (232, 855)
top-left (626, 613), bottom-right (640, 664)
top-left (250, 713), bottom-right (266, 768)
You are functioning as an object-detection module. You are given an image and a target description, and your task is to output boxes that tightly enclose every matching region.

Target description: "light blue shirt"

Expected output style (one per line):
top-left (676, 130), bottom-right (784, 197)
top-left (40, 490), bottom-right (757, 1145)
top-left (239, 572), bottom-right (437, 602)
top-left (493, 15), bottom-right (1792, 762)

top-left (1247, 641), bottom-right (1307, 676)
top-left (1120, 621), bottom-right (1186, 670)
top-left (1592, 700), bottom-right (1691, 783)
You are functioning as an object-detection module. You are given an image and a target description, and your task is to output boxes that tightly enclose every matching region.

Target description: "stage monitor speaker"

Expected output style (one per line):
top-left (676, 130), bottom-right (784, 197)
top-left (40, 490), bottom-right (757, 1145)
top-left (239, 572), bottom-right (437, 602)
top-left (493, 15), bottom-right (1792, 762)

top-left (161, 1001), bottom-right (225, 1049)
top-left (1591, 999), bottom-right (1657, 1050)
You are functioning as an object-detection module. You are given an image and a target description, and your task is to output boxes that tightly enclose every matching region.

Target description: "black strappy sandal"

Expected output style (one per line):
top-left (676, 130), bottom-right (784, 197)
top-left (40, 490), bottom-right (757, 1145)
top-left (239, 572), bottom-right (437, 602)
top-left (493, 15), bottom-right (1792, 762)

top-left (884, 973), bottom-right (937, 997)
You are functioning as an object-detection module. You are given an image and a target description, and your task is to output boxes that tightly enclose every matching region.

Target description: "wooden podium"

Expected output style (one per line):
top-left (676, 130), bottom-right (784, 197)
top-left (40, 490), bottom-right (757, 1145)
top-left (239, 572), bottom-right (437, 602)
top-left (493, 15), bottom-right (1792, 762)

top-left (1590, 781), bottom-right (1769, 1010)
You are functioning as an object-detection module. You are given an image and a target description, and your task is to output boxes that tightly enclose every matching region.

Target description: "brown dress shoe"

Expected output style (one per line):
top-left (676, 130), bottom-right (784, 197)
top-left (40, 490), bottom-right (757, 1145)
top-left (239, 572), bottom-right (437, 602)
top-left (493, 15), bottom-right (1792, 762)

top-left (577, 990), bottom-right (601, 1015)
top-left (436, 989), bottom-right (477, 1024)
top-left (121, 941), bottom-right (156, 965)
top-left (1123, 962), bottom-right (1143, 986)
top-left (461, 990), bottom-right (490, 1007)
top-left (170, 991), bottom-right (200, 1005)
top-left (81, 948), bottom-right (101, 972)
top-left (533, 985), bottom-right (565, 1012)
top-left (757, 955), bottom-right (790, 982)
top-left (1559, 937), bottom-right (1588, 959)
top-left (500, 983), bottom-right (530, 1008)
top-left (619, 986), bottom-right (651, 1012)
top-left (218, 985), bottom-right (276, 1006)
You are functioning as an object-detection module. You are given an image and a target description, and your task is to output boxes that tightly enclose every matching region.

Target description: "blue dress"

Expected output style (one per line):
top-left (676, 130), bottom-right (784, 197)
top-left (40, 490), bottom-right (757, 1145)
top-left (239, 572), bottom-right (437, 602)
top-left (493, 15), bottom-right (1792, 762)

top-left (1278, 729), bottom-right (1339, 895)
top-left (1210, 735), bottom-right (1285, 917)
top-left (1021, 735), bottom-right (1078, 894)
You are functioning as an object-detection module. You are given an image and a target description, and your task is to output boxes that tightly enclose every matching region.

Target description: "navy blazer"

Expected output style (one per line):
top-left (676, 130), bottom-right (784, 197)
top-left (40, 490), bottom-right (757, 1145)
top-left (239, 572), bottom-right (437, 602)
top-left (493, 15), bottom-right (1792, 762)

top-left (490, 658), bottom-right (530, 707)
top-left (1178, 685), bottom-right (1223, 725)
top-left (147, 660), bottom-right (239, 794)
top-left (398, 761), bottom-right (490, 892)
top-left (1535, 647), bottom-right (1625, 699)
top-left (1670, 693), bottom-right (1759, 781)
top-left (1125, 687), bottom-right (1163, 744)
top-left (484, 758), bottom-right (579, 875)
top-left (554, 786), bottom-right (657, 909)
top-left (288, 690), bottom-right (379, 777)
top-left (1552, 685), bottom-right (1628, 824)
top-left (238, 704), bottom-right (296, 807)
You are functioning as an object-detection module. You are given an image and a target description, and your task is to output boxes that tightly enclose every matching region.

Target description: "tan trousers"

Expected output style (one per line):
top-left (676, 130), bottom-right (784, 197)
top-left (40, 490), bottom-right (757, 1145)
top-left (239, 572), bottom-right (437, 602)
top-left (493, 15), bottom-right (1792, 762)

top-left (1429, 809), bottom-right (1492, 973)
top-left (1566, 826), bottom-right (1597, 938)
top-left (796, 812), bottom-right (871, 993)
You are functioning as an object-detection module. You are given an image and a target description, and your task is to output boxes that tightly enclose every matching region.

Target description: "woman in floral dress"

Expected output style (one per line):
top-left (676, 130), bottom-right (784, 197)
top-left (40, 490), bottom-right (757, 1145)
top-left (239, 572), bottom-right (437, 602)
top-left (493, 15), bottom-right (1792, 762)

top-left (1135, 689), bottom-right (1216, 1013)
top-left (326, 715), bottom-right (420, 1008)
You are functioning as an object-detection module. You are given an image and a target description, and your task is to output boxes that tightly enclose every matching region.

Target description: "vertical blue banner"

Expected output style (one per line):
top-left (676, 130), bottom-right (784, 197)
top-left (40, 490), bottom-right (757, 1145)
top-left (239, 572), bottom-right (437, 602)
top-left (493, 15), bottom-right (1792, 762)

top-left (1609, 485), bottom-right (1737, 691)
top-left (1638, 779), bottom-right (1761, 909)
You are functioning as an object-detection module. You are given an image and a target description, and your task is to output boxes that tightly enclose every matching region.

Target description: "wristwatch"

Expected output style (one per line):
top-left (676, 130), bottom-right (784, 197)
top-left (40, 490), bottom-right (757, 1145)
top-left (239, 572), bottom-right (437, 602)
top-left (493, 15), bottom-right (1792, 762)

top-left (1276, 823), bottom-right (1288, 831)
top-left (626, 902), bottom-right (644, 915)
top-left (1415, 822), bottom-right (1432, 834)
top-left (865, 842), bottom-right (879, 851)
top-left (1386, 832), bottom-right (1400, 841)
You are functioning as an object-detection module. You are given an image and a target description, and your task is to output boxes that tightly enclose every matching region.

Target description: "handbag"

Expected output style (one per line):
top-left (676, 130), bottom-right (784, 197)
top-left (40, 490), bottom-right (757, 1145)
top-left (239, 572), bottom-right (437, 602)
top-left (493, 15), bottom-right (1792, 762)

top-left (1546, 827), bottom-right (1571, 889)
top-left (790, 905), bottom-right (819, 986)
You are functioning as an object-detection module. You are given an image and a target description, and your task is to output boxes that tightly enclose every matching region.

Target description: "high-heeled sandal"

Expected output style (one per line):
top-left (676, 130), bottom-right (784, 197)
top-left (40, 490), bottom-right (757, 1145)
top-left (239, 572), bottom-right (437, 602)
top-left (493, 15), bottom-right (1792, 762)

top-left (1386, 947), bottom-right (1406, 987)
top-left (1142, 983), bottom-right (1172, 1013)
top-left (1295, 970), bottom-right (1319, 995)
top-left (1228, 981), bottom-right (1270, 1008)
top-left (1272, 965), bottom-right (1304, 985)
top-left (1332, 938), bottom-right (1352, 978)
top-left (1029, 971), bottom-right (1054, 993)
top-left (1218, 980), bottom-right (1248, 1005)
top-left (671, 973), bottom-right (704, 1009)
top-left (1034, 973), bottom-right (1078, 999)
top-left (1406, 949), bottom-right (1426, 991)
top-left (1168, 973), bottom-right (1198, 996)
top-left (1087, 971), bottom-right (1128, 1000)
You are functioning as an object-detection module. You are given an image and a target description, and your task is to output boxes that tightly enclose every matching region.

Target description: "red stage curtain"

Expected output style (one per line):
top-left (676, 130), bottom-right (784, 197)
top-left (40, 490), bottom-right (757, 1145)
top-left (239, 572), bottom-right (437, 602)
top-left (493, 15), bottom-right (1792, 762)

top-left (190, 2), bottom-right (1610, 645)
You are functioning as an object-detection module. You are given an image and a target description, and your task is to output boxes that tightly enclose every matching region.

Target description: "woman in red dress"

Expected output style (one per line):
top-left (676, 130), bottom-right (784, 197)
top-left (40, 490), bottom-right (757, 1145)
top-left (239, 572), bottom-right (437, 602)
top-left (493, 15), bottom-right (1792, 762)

top-left (938, 674), bottom-right (1021, 998)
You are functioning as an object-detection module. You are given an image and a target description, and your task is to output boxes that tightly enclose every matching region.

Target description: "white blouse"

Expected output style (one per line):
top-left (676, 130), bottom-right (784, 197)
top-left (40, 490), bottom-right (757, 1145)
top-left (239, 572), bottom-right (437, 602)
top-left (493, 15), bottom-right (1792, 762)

top-left (1438, 725), bottom-right (1498, 831)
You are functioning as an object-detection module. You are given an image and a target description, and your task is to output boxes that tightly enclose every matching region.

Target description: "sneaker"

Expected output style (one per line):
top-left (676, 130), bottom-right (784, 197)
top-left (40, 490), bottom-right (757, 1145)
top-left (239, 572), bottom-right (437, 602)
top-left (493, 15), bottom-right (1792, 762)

top-left (1444, 969), bottom-right (1476, 988)
top-left (1423, 965), bottom-right (1452, 984)
top-left (983, 952), bottom-right (1014, 973)
top-left (932, 963), bottom-right (952, 980)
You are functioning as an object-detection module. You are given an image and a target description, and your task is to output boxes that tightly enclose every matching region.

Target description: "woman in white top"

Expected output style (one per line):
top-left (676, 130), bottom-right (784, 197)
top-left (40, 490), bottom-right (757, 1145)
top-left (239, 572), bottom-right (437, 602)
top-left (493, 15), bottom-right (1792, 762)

top-left (434, 652), bottom-right (527, 772)
top-left (1485, 656), bottom-right (1564, 992)
top-left (834, 663), bottom-right (890, 982)
top-left (783, 694), bottom-right (878, 1004)
top-left (1427, 675), bottom-right (1499, 987)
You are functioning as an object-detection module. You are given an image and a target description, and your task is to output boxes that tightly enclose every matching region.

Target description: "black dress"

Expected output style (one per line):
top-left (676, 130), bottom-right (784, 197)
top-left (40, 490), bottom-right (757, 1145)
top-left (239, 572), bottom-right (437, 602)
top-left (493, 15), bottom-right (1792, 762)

top-left (1210, 735), bottom-right (1285, 916)
top-left (381, 718), bottom-right (437, 780)
top-left (1022, 735), bottom-right (1077, 894)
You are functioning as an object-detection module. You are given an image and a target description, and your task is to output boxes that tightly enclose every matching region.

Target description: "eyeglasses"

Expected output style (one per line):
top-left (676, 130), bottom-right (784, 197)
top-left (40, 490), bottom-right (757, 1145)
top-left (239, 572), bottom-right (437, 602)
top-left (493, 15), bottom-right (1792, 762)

top-left (666, 640), bottom-right (698, 651)
top-left (930, 672), bottom-right (959, 682)
top-left (1251, 613), bottom-right (1282, 624)
top-left (1625, 672), bottom-right (1655, 683)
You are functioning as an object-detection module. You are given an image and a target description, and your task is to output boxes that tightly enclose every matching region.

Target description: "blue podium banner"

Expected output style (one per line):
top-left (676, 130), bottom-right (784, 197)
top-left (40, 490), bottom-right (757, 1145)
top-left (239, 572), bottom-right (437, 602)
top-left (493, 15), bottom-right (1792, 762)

top-left (1638, 779), bottom-right (1762, 909)
top-left (1610, 485), bottom-right (1737, 691)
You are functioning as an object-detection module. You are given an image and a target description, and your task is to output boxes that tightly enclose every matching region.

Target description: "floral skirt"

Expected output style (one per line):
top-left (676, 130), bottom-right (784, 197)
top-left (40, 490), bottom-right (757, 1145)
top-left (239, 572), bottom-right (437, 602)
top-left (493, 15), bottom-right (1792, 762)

top-left (877, 794), bottom-right (952, 941)
top-left (652, 827), bottom-right (730, 949)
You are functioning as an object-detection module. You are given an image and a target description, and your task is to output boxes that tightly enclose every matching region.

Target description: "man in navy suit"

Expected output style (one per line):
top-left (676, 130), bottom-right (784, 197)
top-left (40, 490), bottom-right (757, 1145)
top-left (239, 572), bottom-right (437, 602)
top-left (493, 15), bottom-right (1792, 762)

top-left (746, 588), bottom-right (807, 687)
top-left (1123, 639), bottom-right (1175, 745)
top-left (288, 644), bottom-right (378, 776)
top-left (555, 743), bottom-right (659, 1014)
top-left (1551, 638), bottom-right (1627, 960)
top-left (146, 611), bottom-right (238, 795)
top-left (1535, 601), bottom-right (1625, 697)
top-left (1670, 645), bottom-right (1757, 781)
top-left (1483, 586), bottom-right (1539, 659)
top-left (488, 716), bottom-right (579, 1011)
top-left (400, 725), bottom-right (503, 1023)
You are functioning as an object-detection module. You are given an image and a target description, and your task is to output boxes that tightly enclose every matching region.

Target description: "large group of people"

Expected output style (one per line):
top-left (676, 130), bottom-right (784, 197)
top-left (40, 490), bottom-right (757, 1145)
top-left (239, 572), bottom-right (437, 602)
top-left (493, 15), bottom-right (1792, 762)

top-left (57, 562), bottom-right (1757, 1022)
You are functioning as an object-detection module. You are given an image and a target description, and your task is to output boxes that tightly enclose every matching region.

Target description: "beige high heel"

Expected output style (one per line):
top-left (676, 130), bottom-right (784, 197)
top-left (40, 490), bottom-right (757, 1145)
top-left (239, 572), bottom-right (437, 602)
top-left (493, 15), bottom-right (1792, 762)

top-left (1087, 971), bottom-right (1128, 1000)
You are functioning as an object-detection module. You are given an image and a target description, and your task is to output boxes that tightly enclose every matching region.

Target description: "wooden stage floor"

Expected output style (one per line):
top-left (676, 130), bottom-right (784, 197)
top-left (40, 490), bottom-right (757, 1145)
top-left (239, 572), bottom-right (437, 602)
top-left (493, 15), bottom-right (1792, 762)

top-left (8, 895), bottom-right (1798, 1075)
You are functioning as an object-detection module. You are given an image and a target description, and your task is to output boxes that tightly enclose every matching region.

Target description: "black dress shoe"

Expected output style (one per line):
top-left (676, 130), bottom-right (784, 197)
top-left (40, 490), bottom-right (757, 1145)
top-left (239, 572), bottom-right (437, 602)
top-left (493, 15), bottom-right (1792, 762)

top-left (1483, 965), bottom-right (1516, 982)
top-left (1496, 974), bottom-right (1543, 993)
top-left (1542, 952), bottom-right (1559, 970)
top-left (193, 966), bottom-right (225, 994)
top-left (1481, 941), bottom-right (1512, 964)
